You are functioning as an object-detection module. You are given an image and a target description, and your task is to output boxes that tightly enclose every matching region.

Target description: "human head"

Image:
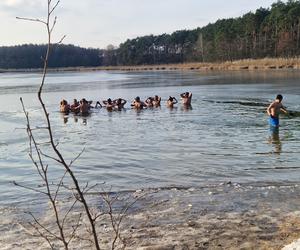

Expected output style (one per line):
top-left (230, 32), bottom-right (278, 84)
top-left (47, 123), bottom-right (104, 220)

top-left (135, 96), bottom-right (140, 102)
top-left (117, 98), bottom-right (122, 104)
top-left (168, 96), bottom-right (173, 101)
top-left (107, 98), bottom-right (112, 104)
top-left (154, 95), bottom-right (159, 100)
top-left (60, 99), bottom-right (67, 105)
top-left (276, 94), bottom-right (283, 102)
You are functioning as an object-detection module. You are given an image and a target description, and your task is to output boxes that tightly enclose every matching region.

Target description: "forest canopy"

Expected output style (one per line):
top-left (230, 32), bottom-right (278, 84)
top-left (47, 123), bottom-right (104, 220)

top-left (1, 0), bottom-right (300, 69)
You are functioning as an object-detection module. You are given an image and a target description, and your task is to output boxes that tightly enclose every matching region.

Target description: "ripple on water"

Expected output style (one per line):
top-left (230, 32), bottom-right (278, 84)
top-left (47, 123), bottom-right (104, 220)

top-left (0, 71), bottom-right (300, 210)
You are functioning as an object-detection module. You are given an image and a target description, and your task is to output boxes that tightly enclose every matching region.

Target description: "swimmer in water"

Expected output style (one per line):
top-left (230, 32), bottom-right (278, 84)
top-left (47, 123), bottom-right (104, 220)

top-left (180, 92), bottom-right (192, 106)
top-left (70, 99), bottom-right (79, 113)
top-left (267, 94), bottom-right (288, 127)
top-left (153, 95), bottom-right (161, 107)
top-left (145, 97), bottom-right (154, 108)
top-left (74, 98), bottom-right (90, 115)
top-left (166, 96), bottom-right (178, 108)
top-left (60, 99), bottom-right (70, 113)
top-left (114, 98), bottom-right (127, 110)
top-left (131, 96), bottom-right (146, 110)
top-left (103, 98), bottom-right (115, 111)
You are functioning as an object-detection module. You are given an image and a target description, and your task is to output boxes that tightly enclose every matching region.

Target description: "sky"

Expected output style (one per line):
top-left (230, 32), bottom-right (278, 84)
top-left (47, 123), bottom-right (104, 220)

top-left (0, 0), bottom-right (279, 49)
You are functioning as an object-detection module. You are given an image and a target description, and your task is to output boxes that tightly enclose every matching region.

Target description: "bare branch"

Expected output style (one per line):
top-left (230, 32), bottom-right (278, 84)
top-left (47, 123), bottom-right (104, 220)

top-left (28, 222), bottom-right (55, 250)
top-left (50, 16), bottom-right (57, 34)
top-left (69, 148), bottom-right (85, 167)
top-left (67, 213), bottom-right (82, 245)
top-left (50, 0), bottom-right (60, 15)
top-left (26, 211), bottom-right (61, 241)
top-left (61, 199), bottom-right (80, 229)
top-left (58, 35), bottom-right (67, 44)
top-left (17, 0), bottom-right (103, 248)
top-left (40, 150), bottom-right (63, 164)
top-left (54, 170), bottom-right (68, 201)
top-left (16, 16), bottom-right (47, 25)
top-left (13, 181), bottom-right (48, 196)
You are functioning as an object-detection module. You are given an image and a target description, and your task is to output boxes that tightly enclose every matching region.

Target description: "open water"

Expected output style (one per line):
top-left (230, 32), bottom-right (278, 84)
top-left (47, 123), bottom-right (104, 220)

top-left (0, 70), bottom-right (300, 211)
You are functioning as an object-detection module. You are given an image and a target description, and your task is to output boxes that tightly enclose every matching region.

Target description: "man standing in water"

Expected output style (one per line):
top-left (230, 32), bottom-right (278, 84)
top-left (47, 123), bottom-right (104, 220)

top-left (267, 94), bottom-right (288, 127)
top-left (180, 92), bottom-right (192, 106)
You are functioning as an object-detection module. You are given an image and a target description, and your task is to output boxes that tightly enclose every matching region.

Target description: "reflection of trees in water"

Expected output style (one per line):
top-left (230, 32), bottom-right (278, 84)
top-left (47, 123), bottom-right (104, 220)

top-left (268, 127), bottom-right (282, 154)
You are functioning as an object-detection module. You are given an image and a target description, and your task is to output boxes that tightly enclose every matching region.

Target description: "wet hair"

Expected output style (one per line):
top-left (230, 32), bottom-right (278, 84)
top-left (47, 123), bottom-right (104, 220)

top-left (168, 96), bottom-right (174, 101)
top-left (107, 98), bottom-right (112, 104)
top-left (60, 99), bottom-right (67, 105)
top-left (185, 92), bottom-right (189, 96)
top-left (82, 98), bottom-right (88, 104)
top-left (276, 94), bottom-right (283, 101)
top-left (135, 96), bottom-right (140, 102)
top-left (154, 95), bottom-right (159, 100)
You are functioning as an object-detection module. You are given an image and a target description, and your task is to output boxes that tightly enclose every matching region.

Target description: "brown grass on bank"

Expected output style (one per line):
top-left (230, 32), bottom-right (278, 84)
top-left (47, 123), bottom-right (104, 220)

top-left (2, 57), bottom-right (300, 73)
top-left (99, 57), bottom-right (300, 71)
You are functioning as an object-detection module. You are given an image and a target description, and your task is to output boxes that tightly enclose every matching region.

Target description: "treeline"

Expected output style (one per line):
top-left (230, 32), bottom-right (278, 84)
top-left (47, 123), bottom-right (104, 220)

top-left (112, 0), bottom-right (300, 65)
top-left (0, 44), bottom-right (101, 69)
top-left (1, 0), bottom-right (300, 68)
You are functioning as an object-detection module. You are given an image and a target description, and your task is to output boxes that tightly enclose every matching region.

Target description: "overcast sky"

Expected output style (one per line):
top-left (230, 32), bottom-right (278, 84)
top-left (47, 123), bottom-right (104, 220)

top-left (0, 0), bottom-right (279, 49)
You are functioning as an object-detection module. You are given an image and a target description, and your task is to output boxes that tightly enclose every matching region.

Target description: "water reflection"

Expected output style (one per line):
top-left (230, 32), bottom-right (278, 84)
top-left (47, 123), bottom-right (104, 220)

top-left (167, 106), bottom-right (178, 112)
top-left (268, 126), bottom-right (282, 154)
top-left (60, 113), bottom-right (69, 124)
top-left (60, 113), bottom-right (89, 125)
top-left (181, 105), bottom-right (193, 111)
top-left (1, 70), bottom-right (300, 205)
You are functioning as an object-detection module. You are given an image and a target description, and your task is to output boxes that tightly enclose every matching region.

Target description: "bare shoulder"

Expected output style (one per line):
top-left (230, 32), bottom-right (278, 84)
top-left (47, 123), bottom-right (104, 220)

top-left (269, 101), bottom-right (276, 107)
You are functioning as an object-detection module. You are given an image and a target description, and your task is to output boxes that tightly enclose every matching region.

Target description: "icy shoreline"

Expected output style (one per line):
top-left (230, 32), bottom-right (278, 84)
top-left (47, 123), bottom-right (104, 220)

top-left (1, 183), bottom-right (300, 249)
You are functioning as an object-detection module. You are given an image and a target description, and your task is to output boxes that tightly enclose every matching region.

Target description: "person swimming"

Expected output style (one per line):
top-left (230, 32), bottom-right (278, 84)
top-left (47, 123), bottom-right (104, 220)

top-left (114, 98), bottom-right (127, 110)
top-left (153, 95), bottom-right (161, 107)
top-left (267, 94), bottom-right (288, 127)
top-left (131, 96), bottom-right (146, 109)
top-left (103, 98), bottom-right (115, 111)
top-left (70, 99), bottom-right (79, 113)
top-left (77, 98), bottom-right (90, 115)
top-left (180, 92), bottom-right (192, 106)
top-left (60, 99), bottom-right (70, 113)
top-left (145, 97), bottom-right (154, 108)
top-left (166, 96), bottom-right (178, 108)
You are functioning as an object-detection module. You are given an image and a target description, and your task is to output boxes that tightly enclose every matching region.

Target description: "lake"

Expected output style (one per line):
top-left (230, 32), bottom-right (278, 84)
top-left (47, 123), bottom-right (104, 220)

top-left (0, 69), bottom-right (300, 210)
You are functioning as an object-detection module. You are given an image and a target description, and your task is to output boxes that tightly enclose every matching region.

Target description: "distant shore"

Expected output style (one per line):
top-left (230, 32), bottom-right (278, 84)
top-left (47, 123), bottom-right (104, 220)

top-left (1, 57), bottom-right (300, 73)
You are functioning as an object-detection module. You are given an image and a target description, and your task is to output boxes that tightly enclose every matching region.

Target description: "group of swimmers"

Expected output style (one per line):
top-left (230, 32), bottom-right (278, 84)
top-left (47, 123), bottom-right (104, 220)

top-left (60, 92), bottom-right (288, 129)
top-left (60, 92), bottom-right (193, 114)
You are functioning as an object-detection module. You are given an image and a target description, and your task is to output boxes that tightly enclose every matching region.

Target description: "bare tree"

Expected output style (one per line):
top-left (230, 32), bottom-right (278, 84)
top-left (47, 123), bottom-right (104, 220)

top-left (14, 1), bottom-right (147, 249)
top-left (15, 0), bottom-right (101, 249)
